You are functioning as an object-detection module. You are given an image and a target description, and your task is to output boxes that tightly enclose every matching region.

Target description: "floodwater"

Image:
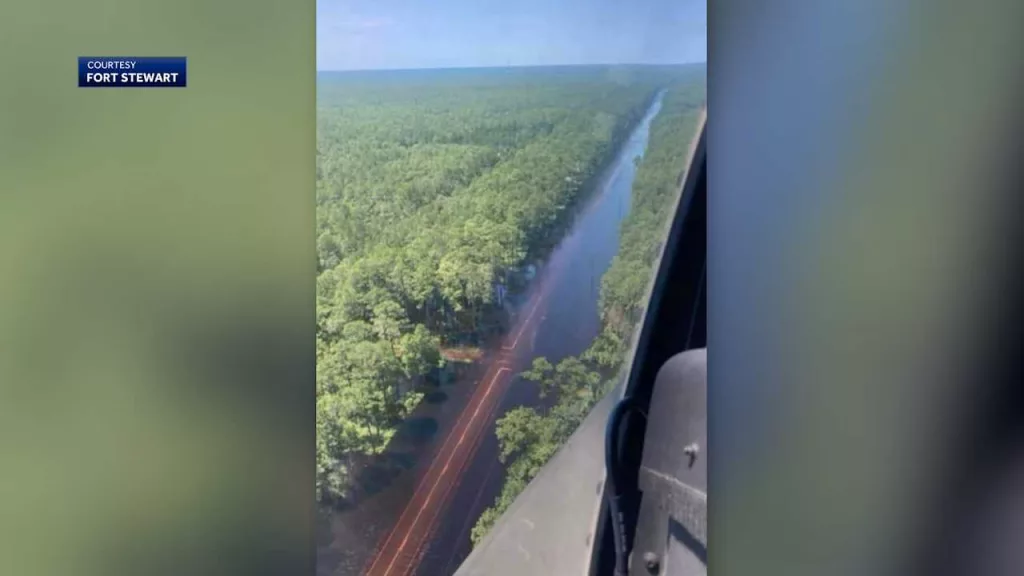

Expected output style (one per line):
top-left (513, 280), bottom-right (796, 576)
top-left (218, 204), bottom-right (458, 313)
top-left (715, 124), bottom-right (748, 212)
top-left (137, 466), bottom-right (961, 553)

top-left (317, 90), bottom-right (665, 576)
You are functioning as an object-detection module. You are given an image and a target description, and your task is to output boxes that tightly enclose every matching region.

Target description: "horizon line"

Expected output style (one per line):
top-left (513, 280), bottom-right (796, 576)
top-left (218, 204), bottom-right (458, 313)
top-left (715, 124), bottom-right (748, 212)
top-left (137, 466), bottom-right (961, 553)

top-left (316, 60), bottom-right (707, 73)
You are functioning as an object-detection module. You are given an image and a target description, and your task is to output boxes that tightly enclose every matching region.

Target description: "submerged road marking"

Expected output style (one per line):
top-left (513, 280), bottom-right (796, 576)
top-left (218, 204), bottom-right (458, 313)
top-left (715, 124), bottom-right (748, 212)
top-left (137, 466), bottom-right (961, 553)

top-left (440, 429), bottom-right (505, 575)
top-left (409, 371), bottom-right (510, 576)
top-left (391, 290), bottom-right (547, 573)
top-left (502, 294), bottom-right (545, 351)
top-left (365, 364), bottom-right (503, 575)
top-left (380, 367), bottom-right (511, 576)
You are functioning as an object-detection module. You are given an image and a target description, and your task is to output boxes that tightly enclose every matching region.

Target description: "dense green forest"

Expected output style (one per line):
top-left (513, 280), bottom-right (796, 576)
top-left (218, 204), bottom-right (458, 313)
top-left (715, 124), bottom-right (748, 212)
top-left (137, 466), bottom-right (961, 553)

top-left (470, 83), bottom-right (706, 545)
top-left (315, 66), bottom-right (698, 502)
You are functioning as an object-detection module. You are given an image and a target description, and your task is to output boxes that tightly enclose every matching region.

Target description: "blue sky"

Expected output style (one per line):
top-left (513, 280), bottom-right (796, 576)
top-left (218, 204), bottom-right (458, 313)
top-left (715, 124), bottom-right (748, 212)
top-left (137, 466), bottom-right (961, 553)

top-left (317, 0), bottom-right (706, 70)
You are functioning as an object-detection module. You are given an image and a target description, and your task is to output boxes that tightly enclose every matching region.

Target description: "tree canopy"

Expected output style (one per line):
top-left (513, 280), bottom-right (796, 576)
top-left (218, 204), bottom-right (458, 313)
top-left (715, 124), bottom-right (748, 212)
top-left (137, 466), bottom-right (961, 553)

top-left (314, 65), bottom-right (700, 502)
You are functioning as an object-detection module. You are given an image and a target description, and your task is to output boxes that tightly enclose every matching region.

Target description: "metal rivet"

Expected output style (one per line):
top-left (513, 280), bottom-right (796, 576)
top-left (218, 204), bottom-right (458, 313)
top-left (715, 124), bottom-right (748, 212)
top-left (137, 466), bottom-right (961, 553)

top-left (684, 443), bottom-right (699, 468)
top-left (644, 551), bottom-right (660, 573)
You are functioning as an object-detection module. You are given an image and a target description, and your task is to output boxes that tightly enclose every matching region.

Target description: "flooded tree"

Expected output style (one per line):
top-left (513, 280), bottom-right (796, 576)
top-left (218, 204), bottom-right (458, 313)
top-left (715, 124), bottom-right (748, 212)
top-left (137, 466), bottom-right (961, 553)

top-left (314, 68), bottom-right (681, 501)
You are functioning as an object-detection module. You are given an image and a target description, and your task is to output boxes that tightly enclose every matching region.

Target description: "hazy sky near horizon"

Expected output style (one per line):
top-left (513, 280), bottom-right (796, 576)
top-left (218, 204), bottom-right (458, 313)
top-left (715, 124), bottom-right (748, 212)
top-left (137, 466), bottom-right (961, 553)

top-left (317, 0), bottom-right (706, 71)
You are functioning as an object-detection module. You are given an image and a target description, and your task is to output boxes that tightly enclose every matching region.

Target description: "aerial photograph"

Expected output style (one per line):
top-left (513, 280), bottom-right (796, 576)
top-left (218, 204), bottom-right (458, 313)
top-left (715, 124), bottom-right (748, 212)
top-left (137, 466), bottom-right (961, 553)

top-left (315, 1), bottom-right (706, 574)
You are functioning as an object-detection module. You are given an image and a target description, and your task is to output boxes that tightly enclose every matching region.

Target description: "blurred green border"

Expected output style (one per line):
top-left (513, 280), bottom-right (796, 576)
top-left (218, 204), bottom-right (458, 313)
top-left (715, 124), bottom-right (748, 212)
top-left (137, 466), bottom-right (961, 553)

top-left (0, 1), bottom-right (315, 575)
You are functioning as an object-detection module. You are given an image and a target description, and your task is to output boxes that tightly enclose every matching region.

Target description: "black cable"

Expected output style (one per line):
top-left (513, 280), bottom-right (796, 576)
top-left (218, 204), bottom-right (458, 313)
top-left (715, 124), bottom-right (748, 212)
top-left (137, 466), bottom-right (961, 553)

top-left (605, 397), bottom-right (646, 576)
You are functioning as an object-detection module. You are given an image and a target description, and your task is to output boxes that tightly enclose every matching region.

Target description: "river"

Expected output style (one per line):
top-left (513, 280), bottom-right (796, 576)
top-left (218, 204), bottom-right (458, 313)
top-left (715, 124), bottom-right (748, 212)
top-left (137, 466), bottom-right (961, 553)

top-left (317, 89), bottom-right (665, 576)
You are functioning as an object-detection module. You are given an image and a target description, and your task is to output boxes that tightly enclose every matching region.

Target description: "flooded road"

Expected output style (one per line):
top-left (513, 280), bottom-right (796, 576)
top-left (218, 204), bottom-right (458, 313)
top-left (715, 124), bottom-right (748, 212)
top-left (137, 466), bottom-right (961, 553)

top-left (318, 90), bottom-right (665, 576)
